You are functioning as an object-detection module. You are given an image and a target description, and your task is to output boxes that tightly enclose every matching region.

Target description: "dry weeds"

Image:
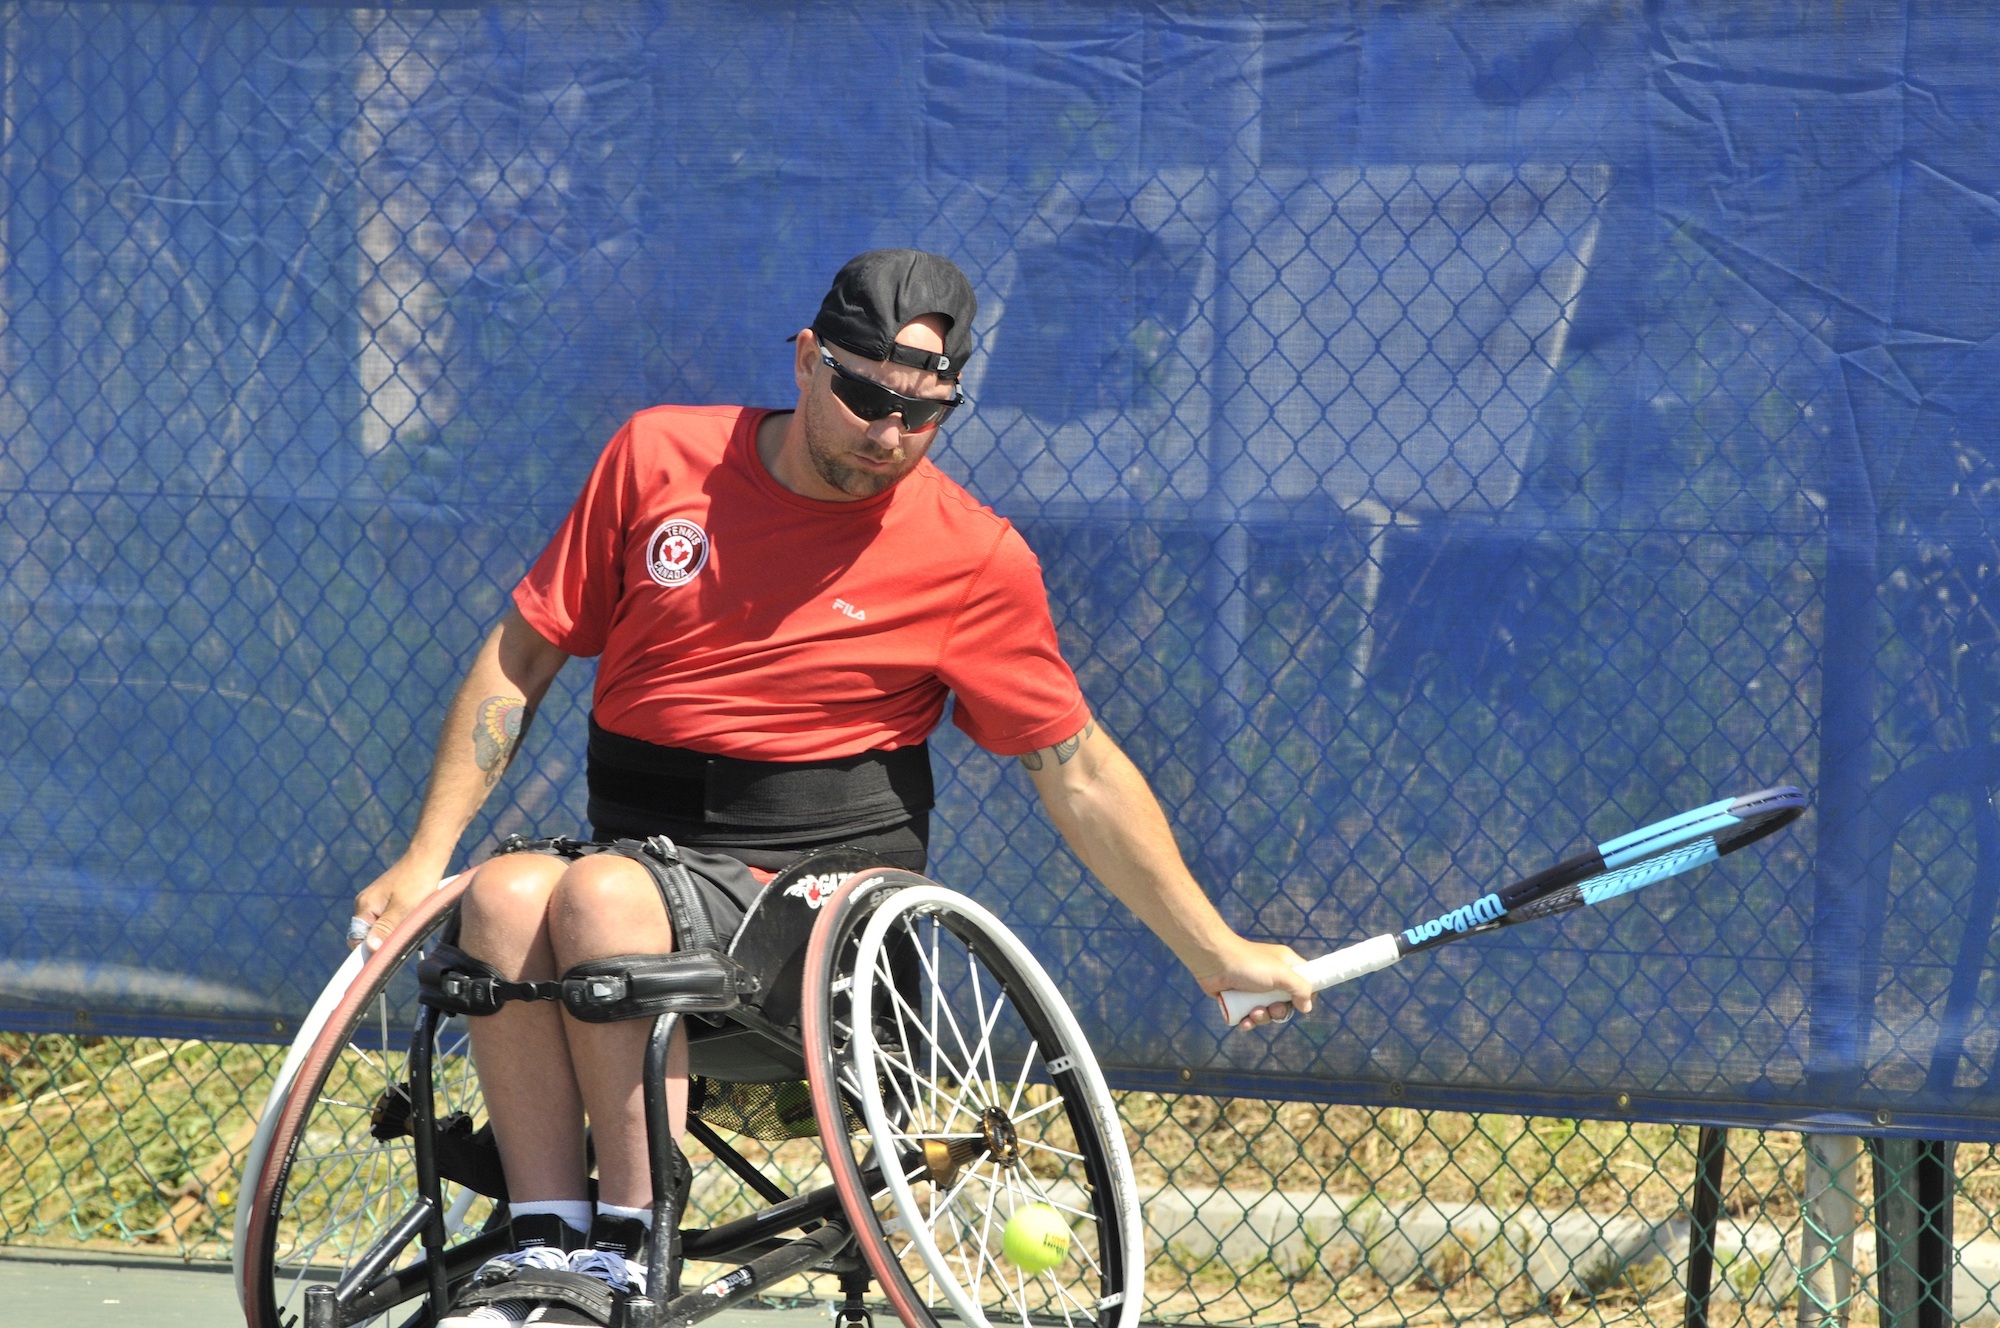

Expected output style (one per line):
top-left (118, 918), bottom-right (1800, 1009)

top-left (1, 1036), bottom-right (1990, 1326)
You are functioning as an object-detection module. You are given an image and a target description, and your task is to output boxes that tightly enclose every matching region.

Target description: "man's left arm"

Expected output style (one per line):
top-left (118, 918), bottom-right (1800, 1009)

top-left (1018, 720), bottom-right (1315, 1029)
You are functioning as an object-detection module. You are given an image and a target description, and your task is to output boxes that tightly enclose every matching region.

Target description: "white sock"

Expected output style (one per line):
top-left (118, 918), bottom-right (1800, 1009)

top-left (511, 1199), bottom-right (592, 1236)
top-left (597, 1201), bottom-right (654, 1231)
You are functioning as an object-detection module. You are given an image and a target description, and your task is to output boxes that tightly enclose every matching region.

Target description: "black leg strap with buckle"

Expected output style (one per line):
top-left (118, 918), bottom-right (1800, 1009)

top-left (417, 942), bottom-right (564, 1017)
top-left (491, 833), bottom-right (599, 861)
top-left (558, 951), bottom-right (759, 1023)
top-left (419, 834), bottom-right (755, 1020)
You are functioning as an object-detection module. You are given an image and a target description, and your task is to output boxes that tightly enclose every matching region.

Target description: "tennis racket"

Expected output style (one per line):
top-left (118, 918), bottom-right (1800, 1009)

top-left (1219, 784), bottom-right (1807, 1025)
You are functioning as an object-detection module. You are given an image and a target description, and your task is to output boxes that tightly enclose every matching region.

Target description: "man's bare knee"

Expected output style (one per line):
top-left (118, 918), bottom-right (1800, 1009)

top-left (460, 854), bottom-right (565, 957)
top-left (551, 856), bottom-right (672, 964)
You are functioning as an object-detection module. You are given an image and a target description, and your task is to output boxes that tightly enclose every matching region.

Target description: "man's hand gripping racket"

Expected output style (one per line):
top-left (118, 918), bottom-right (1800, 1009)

top-left (1219, 786), bottom-right (1807, 1025)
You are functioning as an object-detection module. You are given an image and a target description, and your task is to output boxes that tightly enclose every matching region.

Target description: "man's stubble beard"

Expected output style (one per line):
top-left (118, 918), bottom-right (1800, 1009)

top-left (802, 389), bottom-right (915, 499)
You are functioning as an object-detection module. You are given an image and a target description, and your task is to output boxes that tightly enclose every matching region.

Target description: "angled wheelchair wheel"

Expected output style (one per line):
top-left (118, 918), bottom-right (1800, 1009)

top-left (803, 876), bottom-right (1144, 1328)
top-left (236, 879), bottom-right (505, 1328)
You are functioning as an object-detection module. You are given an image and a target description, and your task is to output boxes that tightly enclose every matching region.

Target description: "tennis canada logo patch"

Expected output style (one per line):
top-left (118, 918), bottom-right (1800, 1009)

top-left (646, 519), bottom-right (709, 588)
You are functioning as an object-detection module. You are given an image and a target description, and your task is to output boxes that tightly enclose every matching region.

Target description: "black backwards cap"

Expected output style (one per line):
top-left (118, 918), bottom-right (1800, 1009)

top-left (810, 249), bottom-right (977, 381)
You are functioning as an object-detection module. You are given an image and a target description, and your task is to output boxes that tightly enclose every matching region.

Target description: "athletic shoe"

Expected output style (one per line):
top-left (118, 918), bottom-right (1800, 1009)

top-left (437, 1214), bottom-right (580, 1328)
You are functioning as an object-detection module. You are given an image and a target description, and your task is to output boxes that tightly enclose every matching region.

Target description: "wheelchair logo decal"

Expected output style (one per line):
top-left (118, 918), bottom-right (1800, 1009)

top-left (784, 871), bottom-right (849, 909)
top-left (700, 1268), bottom-right (756, 1299)
top-left (646, 518), bottom-right (710, 587)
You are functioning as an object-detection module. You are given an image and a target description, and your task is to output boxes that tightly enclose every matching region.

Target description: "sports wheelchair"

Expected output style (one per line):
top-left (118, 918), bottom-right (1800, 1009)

top-left (233, 841), bottom-right (1143, 1328)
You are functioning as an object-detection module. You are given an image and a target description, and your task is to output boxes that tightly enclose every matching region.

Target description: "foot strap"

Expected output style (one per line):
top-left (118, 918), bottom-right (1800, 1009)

top-left (454, 1270), bottom-right (623, 1325)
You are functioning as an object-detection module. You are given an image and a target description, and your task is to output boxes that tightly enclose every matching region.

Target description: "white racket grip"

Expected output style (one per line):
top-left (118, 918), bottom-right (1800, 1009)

top-left (1217, 934), bottom-right (1403, 1025)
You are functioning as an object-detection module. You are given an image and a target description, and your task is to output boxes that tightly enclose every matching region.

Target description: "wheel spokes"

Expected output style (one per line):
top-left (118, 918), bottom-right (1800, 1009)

top-left (848, 894), bottom-right (1125, 1328)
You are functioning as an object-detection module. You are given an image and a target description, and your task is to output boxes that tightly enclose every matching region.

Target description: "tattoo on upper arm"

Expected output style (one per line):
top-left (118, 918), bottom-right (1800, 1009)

top-left (473, 696), bottom-right (528, 786)
top-left (1017, 721), bottom-right (1096, 773)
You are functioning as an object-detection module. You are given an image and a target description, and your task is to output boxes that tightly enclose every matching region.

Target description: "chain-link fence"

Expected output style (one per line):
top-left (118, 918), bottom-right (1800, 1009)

top-left (2, 1032), bottom-right (1998, 1325)
top-left (7, 0), bottom-right (1998, 1131)
top-left (6, 3), bottom-right (2000, 1325)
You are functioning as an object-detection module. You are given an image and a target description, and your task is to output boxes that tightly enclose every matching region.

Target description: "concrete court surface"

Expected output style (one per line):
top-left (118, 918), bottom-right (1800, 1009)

top-left (0, 1247), bottom-right (842, 1327)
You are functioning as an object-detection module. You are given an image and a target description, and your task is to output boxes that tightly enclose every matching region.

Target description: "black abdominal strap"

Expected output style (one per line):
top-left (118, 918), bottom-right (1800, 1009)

top-left (417, 835), bottom-right (760, 1023)
top-left (585, 717), bottom-right (934, 846)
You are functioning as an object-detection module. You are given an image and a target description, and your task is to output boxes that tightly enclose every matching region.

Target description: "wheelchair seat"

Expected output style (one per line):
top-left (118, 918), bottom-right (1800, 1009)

top-left (685, 844), bottom-right (889, 1086)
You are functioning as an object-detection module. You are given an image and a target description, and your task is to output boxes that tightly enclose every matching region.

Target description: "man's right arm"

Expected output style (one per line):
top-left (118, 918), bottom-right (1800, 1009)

top-left (350, 606), bottom-right (571, 949)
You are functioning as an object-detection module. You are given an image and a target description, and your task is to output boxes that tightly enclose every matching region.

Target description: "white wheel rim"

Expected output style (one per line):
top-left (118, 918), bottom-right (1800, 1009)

top-left (244, 914), bottom-right (491, 1326)
top-left (233, 942), bottom-right (369, 1302)
top-left (234, 874), bottom-right (462, 1308)
top-left (846, 885), bottom-right (1142, 1328)
top-left (265, 1000), bottom-right (488, 1325)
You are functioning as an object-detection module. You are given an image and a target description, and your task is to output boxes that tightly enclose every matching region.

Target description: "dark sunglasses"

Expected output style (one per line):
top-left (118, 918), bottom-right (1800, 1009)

top-left (819, 346), bottom-right (965, 433)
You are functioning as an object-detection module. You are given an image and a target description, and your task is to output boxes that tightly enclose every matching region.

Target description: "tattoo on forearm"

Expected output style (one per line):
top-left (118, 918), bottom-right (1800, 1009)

top-left (472, 696), bottom-right (528, 786)
top-left (1018, 721), bottom-right (1096, 772)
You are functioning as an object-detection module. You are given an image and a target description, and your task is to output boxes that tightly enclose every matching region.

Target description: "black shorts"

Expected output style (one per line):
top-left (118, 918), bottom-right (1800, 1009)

top-left (574, 820), bottom-right (930, 950)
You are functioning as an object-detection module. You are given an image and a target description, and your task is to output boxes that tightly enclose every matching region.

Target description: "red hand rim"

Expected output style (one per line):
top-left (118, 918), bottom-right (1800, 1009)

top-left (799, 868), bottom-right (935, 1328)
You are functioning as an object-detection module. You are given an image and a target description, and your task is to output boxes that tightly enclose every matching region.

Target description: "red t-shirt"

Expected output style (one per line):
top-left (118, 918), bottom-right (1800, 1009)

top-left (513, 405), bottom-right (1091, 762)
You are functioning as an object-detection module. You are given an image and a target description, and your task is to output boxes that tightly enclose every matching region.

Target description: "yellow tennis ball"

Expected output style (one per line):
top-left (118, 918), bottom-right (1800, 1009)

top-left (1001, 1202), bottom-right (1070, 1273)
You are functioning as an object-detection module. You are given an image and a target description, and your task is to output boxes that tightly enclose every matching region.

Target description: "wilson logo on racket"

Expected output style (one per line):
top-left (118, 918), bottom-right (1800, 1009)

top-left (1402, 893), bottom-right (1504, 946)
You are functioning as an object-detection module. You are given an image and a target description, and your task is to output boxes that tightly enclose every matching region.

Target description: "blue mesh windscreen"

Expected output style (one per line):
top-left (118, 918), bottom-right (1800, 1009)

top-left (3, 2), bottom-right (1998, 1136)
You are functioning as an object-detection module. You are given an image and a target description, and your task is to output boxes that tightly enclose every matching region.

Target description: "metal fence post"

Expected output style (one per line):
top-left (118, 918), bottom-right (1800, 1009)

top-left (1798, 1134), bottom-right (1865, 1327)
top-left (1195, 16), bottom-right (1264, 889)
top-left (1683, 1125), bottom-right (1728, 1328)
top-left (1869, 1137), bottom-right (1956, 1328)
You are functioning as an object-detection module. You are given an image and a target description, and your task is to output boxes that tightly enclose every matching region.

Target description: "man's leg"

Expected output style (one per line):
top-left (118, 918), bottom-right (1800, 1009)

top-left (546, 854), bottom-right (686, 1211)
top-left (458, 852), bottom-right (590, 1203)
top-left (438, 853), bottom-right (590, 1328)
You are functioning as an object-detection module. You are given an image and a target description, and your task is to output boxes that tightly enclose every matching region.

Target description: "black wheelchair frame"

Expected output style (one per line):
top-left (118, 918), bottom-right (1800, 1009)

top-left (240, 843), bottom-right (1142, 1328)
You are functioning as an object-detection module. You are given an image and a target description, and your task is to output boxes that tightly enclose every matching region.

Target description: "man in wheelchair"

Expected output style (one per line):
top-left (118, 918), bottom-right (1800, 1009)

top-left (349, 250), bottom-right (1314, 1327)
